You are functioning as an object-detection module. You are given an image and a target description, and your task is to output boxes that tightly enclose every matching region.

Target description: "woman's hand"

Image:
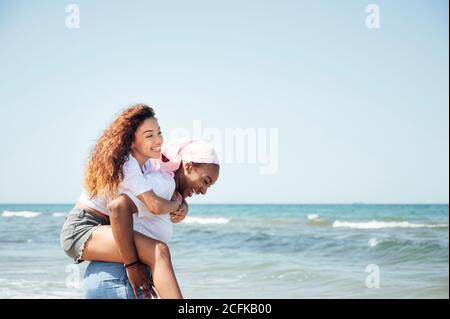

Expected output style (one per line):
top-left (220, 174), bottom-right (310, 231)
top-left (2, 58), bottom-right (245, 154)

top-left (126, 263), bottom-right (158, 299)
top-left (171, 191), bottom-right (183, 205)
top-left (170, 200), bottom-right (189, 223)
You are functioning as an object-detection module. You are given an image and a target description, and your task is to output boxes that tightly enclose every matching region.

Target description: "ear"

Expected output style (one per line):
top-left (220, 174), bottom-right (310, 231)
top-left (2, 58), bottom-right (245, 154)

top-left (184, 161), bottom-right (193, 174)
top-left (130, 134), bottom-right (137, 149)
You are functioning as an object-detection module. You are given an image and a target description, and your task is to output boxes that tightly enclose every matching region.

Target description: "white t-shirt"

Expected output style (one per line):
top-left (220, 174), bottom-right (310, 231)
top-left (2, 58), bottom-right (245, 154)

top-left (123, 168), bottom-right (175, 244)
top-left (77, 154), bottom-right (175, 243)
top-left (77, 154), bottom-right (152, 216)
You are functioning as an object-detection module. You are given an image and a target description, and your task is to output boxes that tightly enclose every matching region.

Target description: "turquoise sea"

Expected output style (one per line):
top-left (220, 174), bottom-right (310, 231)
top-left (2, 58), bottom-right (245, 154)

top-left (0, 204), bottom-right (448, 298)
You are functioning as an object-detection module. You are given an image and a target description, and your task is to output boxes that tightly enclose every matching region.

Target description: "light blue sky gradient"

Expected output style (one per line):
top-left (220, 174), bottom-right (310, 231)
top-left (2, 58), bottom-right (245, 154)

top-left (0, 0), bottom-right (448, 204)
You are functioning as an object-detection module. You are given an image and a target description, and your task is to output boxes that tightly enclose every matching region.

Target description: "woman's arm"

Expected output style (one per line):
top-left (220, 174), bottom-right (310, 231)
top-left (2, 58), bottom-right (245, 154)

top-left (121, 157), bottom-right (180, 215)
top-left (137, 190), bottom-right (181, 215)
top-left (108, 194), bottom-right (139, 264)
top-left (107, 194), bottom-right (156, 298)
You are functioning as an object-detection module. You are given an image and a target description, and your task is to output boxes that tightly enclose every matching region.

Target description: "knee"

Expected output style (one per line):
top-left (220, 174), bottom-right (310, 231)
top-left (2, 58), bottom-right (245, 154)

top-left (108, 195), bottom-right (134, 216)
top-left (155, 242), bottom-right (171, 262)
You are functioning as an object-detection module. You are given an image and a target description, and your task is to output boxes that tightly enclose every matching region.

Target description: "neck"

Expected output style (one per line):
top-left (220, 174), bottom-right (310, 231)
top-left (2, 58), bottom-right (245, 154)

top-left (174, 167), bottom-right (182, 191)
top-left (131, 151), bottom-right (148, 170)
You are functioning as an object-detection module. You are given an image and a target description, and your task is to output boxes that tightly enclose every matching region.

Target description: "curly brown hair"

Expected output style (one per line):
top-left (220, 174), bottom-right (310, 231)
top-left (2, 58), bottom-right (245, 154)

top-left (84, 104), bottom-right (155, 199)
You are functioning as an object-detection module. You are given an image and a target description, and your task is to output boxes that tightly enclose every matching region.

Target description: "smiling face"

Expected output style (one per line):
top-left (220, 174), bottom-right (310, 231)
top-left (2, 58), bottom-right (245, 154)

top-left (131, 117), bottom-right (163, 163)
top-left (176, 162), bottom-right (220, 198)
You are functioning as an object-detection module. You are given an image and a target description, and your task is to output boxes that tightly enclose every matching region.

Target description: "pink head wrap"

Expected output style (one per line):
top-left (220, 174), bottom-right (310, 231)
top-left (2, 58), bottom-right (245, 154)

top-left (159, 138), bottom-right (220, 172)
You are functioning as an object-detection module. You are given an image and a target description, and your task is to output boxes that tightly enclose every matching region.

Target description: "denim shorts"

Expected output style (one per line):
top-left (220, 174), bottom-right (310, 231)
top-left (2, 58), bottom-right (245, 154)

top-left (84, 261), bottom-right (151, 299)
top-left (60, 208), bottom-right (110, 263)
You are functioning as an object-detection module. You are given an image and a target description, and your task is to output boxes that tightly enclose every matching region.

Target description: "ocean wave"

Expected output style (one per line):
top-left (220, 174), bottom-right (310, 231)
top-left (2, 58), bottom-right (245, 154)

top-left (2, 211), bottom-right (42, 218)
top-left (368, 238), bottom-right (381, 247)
top-left (0, 238), bottom-right (36, 244)
top-left (52, 212), bottom-right (67, 217)
top-left (182, 216), bottom-right (230, 225)
top-left (333, 220), bottom-right (449, 230)
top-left (0, 278), bottom-right (82, 299)
top-left (307, 214), bottom-right (329, 225)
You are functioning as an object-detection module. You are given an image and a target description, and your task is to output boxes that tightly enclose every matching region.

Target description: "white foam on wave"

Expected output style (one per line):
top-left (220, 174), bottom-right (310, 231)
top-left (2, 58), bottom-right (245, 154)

top-left (2, 211), bottom-right (42, 218)
top-left (52, 212), bottom-right (67, 217)
top-left (0, 278), bottom-right (82, 299)
top-left (368, 238), bottom-right (380, 247)
top-left (307, 213), bottom-right (330, 226)
top-left (333, 220), bottom-right (449, 230)
top-left (182, 216), bottom-right (229, 225)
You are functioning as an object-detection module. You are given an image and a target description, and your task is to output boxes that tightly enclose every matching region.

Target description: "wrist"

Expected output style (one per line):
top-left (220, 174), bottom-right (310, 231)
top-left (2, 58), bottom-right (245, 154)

top-left (124, 260), bottom-right (140, 269)
top-left (122, 251), bottom-right (139, 266)
top-left (171, 201), bottom-right (180, 210)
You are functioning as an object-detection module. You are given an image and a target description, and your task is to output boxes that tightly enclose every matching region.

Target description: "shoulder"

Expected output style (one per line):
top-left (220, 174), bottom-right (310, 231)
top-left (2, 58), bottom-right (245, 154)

top-left (123, 154), bottom-right (142, 175)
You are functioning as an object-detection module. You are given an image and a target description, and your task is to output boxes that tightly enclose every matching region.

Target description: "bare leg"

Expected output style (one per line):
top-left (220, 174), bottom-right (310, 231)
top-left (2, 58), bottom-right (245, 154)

top-left (82, 226), bottom-right (183, 299)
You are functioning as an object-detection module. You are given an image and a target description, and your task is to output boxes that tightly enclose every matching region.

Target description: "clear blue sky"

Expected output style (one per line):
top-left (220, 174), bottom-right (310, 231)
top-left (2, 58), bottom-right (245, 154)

top-left (0, 0), bottom-right (448, 204)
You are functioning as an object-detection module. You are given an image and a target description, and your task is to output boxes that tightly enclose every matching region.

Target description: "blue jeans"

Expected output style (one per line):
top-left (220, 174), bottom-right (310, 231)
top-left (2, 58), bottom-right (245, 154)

top-left (83, 261), bottom-right (150, 299)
